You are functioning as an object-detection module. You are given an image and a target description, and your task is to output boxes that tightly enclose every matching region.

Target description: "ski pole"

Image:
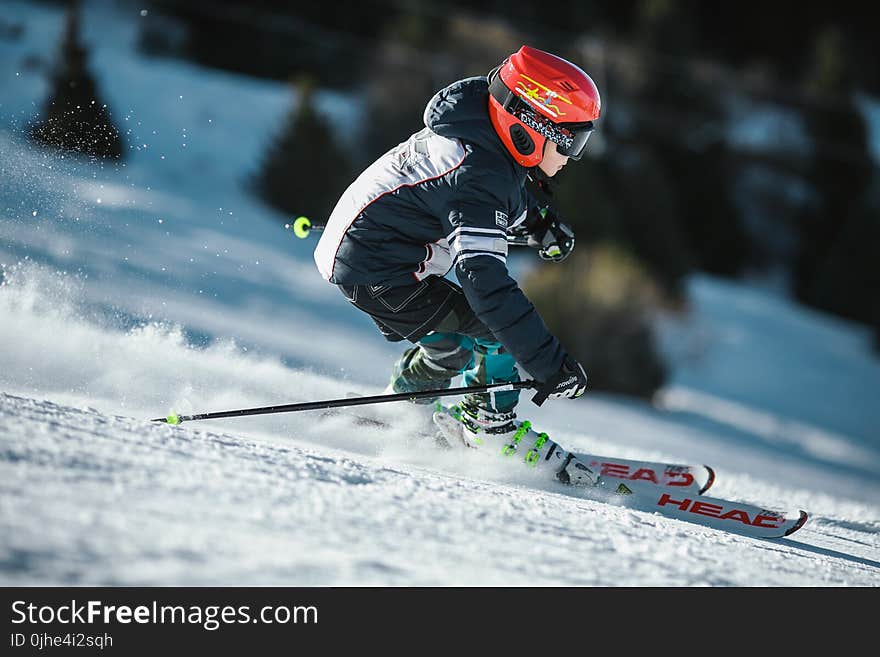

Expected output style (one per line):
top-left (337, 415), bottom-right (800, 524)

top-left (152, 379), bottom-right (539, 425)
top-left (286, 216), bottom-right (531, 246)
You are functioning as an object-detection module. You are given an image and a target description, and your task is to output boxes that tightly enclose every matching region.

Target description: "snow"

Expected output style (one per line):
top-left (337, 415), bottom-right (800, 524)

top-left (1, 0), bottom-right (878, 586)
top-left (2, 393), bottom-right (876, 586)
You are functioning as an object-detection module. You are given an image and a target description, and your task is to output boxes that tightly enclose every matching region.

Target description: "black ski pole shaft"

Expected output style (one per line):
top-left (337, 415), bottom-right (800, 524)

top-left (153, 379), bottom-right (538, 425)
top-left (287, 217), bottom-right (530, 246)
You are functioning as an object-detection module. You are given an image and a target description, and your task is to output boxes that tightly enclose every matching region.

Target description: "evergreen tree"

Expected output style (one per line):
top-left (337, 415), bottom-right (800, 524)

top-left (29, 0), bottom-right (123, 159)
top-left (607, 145), bottom-right (693, 299)
top-left (252, 76), bottom-right (352, 223)
top-left (522, 244), bottom-right (668, 399)
top-left (793, 27), bottom-right (877, 327)
top-left (808, 204), bottom-right (880, 324)
top-left (358, 10), bottom-right (526, 166)
top-left (542, 139), bottom-right (692, 301)
top-left (358, 10), bottom-right (449, 166)
top-left (874, 309), bottom-right (880, 355)
top-left (544, 150), bottom-right (619, 247)
top-left (628, 0), bottom-right (750, 277)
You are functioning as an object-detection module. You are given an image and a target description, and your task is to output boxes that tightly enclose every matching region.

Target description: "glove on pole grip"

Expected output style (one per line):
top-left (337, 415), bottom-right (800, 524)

top-left (531, 370), bottom-right (564, 407)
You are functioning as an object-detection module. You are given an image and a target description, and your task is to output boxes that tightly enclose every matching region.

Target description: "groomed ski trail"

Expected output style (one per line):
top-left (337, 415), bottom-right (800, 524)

top-left (1, 393), bottom-right (877, 586)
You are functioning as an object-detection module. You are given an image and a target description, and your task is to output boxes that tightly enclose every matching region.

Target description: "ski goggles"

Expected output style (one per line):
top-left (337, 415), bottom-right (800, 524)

top-left (489, 73), bottom-right (594, 160)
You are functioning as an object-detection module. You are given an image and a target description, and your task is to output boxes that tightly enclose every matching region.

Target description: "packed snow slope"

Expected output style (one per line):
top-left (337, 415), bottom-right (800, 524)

top-left (1, 392), bottom-right (878, 586)
top-left (1, 0), bottom-right (878, 585)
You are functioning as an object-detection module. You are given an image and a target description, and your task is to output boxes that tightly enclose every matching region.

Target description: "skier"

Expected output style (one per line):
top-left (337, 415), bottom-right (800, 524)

top-left (314, 46), bottom-right (600, 479)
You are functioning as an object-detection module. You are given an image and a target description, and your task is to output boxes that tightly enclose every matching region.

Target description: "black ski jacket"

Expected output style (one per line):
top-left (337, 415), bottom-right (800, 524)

top-left (314, 76), bottom-right (567, 381)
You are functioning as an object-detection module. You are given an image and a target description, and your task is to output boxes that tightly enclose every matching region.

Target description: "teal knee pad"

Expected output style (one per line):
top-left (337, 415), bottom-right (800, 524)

top-left (462, 340), bottom-right (520, 412)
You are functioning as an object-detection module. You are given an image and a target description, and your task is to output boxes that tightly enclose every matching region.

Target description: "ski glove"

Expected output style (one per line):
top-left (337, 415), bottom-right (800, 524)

top-left (528, 207), bottom-right (575, 262)
top-left (531, 355), bottom-right (588, 406)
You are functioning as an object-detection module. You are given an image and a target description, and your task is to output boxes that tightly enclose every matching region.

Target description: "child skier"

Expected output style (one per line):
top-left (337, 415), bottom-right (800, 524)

top-left (314, 45), bottom-right (601, 481)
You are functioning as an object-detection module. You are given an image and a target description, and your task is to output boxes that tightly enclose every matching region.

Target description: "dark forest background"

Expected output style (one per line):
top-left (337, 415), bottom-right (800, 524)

top-left (24, 0), bottom-right (879, 399)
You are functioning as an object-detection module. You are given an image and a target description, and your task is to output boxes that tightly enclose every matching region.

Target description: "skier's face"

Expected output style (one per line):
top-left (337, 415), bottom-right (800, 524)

top-left (537, 140), bottom-right (570, 177)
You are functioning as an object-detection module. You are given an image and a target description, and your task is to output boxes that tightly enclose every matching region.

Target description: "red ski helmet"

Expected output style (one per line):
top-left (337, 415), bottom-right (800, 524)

top-left (488, 45), bottom-right (601, 167)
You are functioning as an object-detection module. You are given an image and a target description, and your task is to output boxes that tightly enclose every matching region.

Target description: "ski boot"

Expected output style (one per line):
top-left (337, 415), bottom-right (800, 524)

top-left (433, 400), bottom-right (601, 486)
top-left (433, 398), bottom-right (519, 449)
top-left (386, 346), bottom-right (455, 403)
top-left (554, 452), bottom-right (602, 486)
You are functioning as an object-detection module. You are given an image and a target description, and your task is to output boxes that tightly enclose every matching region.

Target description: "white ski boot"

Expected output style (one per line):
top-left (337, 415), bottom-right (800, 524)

top-left (433, 401), bottom-right (601, 486)
top-left (433, 401), bottom-right (518, 449)
top-left (554, 452), bottom-right (602, 486)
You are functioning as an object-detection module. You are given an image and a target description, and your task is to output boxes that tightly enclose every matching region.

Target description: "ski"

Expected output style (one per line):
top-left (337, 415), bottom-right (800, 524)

top-left (430, 402), bottom-right (809, 539)
top-left (604, 482), bottom-right (810, 539)
top-left (572, 453), bottom-right (714, 495)
top-left (319, 403), bottom-right (714, 493)
top-left (316, 401), bottom-right (809, 538)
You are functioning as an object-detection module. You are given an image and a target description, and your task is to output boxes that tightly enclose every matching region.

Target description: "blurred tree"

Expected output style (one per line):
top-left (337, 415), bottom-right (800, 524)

top-left (522, 244), bottom-right (668, 398)
top-left (544, 143), bottom-right (691, 301)
top-left (627, 0), bottom-right (750, 279)
top-left (142, 0), bottom-right (400, 87)
top-left (688, 4), bottom-right (880, 97)
top-left (807, 205), bottom-right (880, 324)
top-left (440, 13), bottom-right (531, 77)
top-left (793, 27), bottom-right (878, 328)
top-left (544, 151), bottom-right (619, 246)
top-left (359, 13), bottom-right (441, 164)
top-left (610, 145), bottom-right (692, 299)
top-left (874, 308), bottom-right (880, 355)
top-left (252, 76), bottom-right (353, 224)
top-left (28, 0), bottom-right (123, 159)
top-left (358, 9), bottom-right (527, 165)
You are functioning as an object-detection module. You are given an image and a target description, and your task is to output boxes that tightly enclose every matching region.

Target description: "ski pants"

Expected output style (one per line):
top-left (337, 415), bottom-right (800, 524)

top-left (337, 276), bottom-right (521, 412)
